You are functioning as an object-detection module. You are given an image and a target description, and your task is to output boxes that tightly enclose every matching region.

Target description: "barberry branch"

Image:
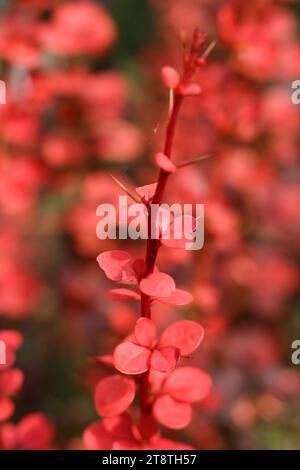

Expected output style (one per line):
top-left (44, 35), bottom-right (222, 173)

top-left (141, 29), bottom-right (207, 317)
top-left (139, 29), bottom-right (208, 416)
top-left (95, 29), bottom-right (214, 446)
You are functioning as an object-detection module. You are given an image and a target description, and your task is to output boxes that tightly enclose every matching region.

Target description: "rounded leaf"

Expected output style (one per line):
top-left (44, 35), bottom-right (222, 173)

top-left (93, 355), bottom-right (114, 366)
top-left (0, 330), bottom-right (23, 370)
top-left (179, 83), bottom-right (201, 96)
top-left (153, 395), bottom-right (192, 430)
top-left (0, 330), bottom-right (23, 350)
top-left (103, 414), bottom-right (134, 441)
top-left (150, 346), bottom-right (179, 373)
top-left (134, 318), bottom-right (157, 348)
top-left (113, 342), bottom-right (151, 374)
top-left (0, 397), bottom-right (15, 422)
top-left (83, 421), bottom-right (113, 450)
top-left (139, 272), bottom-right (176, 298)
top-left (156, 288), bottom-right (194, 306)
top-left (105, 288), bottom-right (140, 301)
top-left (0, 423), bottom-right (16, 449)
top-left (135, 183), bottom-right (157, 202)
top-left (17, 413), bottom-right (54, 450)
top-left (159, 320), bottom-right (204, 356)
top-left (97, 250), bottom-right (135, 282)
top-left (155, 153), bottom-right (176, 174)
top-left (151, 437), bottom-right (194, 450)
top-left (113, 440), bottom-right (141, 450)
top-left (0, 369), bottom-right (24, 395)
top-left (160, 66), bottom-right (180, 89)
top-left (164, 367), bottom-right (212, 403)
top-left (83, 414), bottom-right (134, 450)
top-left (95, 375), bottom-right (135, 417)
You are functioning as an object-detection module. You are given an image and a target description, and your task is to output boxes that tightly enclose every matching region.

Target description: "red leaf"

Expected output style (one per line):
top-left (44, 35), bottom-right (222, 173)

top-left (0, 330), bottom-right (23, 370)
top-left (164, 367), bottom-right (212, 403)
top-left (159, 320), bottom-right (204, 356)
top-left (95, 375), bottom-right (135, 417)
top-left (0, 330), bottom-right (23, 350)
top-left (0, 397), bottom-right (15, 422)
top-left (134, 318), bottom-right (157, 348)
top-left (93, 355), bottom-right (114, 366)
top-left (97, 251), bottom-right (135, 282)
top-left (151, 437), bottom-right (194, 450)
top-left (113, 440), bottom-right (141, 450)
top-left (135, 183), bottom-right (158, 202)
top-left (17, 413), bottom-right (54, 450)
top-left (0, 423), bottom-right (17, 449)
top-left (105, 288), bottom-right (140, 301)
top-left (0, 369), bottom-right (24, 395)
top-left (139, 272), bottom-right (176, 298)
top-left (84, 413), bottom-right (135, 450)
top-left (103, 414), bottom-right (134, 441)
top-left (179, 83), bottom-right (201, 96)
top-left (160, 66), bottom-right (180, 89)
top-left (156, 288), bottom-right (194, 306)
top-left (113, 342), bottom-right (151, 374)
top-left (155, 153), bottom-right (176, 174)
top-left (153, 395), bottom-right (192, 430)
top-left (150, 346), bottom-right (179, 373)
top-left (83, 421), bottom-right (113, 450)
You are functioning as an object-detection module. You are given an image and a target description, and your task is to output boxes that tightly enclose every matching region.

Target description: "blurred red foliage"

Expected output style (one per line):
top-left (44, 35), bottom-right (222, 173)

top-left (0, 0), bottom-right (299, 450)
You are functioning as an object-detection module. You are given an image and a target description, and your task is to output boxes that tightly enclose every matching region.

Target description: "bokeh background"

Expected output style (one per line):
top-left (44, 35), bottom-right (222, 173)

top-left (0, 0), bottom-right (300, 450)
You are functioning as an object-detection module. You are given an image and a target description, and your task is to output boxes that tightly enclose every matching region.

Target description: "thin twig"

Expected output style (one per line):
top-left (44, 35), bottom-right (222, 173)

top-left (176, 153), bottom-right (212, 168)
top-left (108, 173), bottom-right (141, 203)
top-left (201, 39), bottom-right (217, 59)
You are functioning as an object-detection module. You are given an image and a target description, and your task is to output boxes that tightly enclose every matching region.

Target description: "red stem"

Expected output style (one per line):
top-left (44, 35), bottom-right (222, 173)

top-left (139, 29), bottom-right (204, 414)
top-left (140, 95), bottom-right (182, 319)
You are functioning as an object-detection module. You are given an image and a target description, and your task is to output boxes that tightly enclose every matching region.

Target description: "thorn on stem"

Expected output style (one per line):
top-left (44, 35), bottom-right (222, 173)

top-left (201, 39), bottom-right (217, 60)
top-left (168, 89), bottom-right (174, 117)
top-left (108, 173), bottom-right (141, 203)
top-left (176, 153), bottom-right (212, 168)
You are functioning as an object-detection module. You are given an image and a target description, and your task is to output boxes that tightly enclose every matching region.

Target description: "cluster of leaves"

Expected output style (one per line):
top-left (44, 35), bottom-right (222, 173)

top-left (85, 308), bottom-right (211, 447)
top-left (98, 249), bottom-right (193, 305)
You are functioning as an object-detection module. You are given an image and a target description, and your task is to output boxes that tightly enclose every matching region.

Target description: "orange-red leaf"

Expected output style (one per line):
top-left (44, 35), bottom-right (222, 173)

top-left (113, 342), bottom-right (151, 374)
top-left (159, 320), bottom-right (204, 356)
top-left (139, 272), bottom-right (176, 298)
top-left (150, 346), bottom-right (179, 373)
top-left (134, 318), bottom-right (157, 348)
top-left (164, 367), bottom-right (212, 403)
top-left (95, 375), bottom-right (135, 417)
top-left (153, 395), bottom-right (192, 430)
